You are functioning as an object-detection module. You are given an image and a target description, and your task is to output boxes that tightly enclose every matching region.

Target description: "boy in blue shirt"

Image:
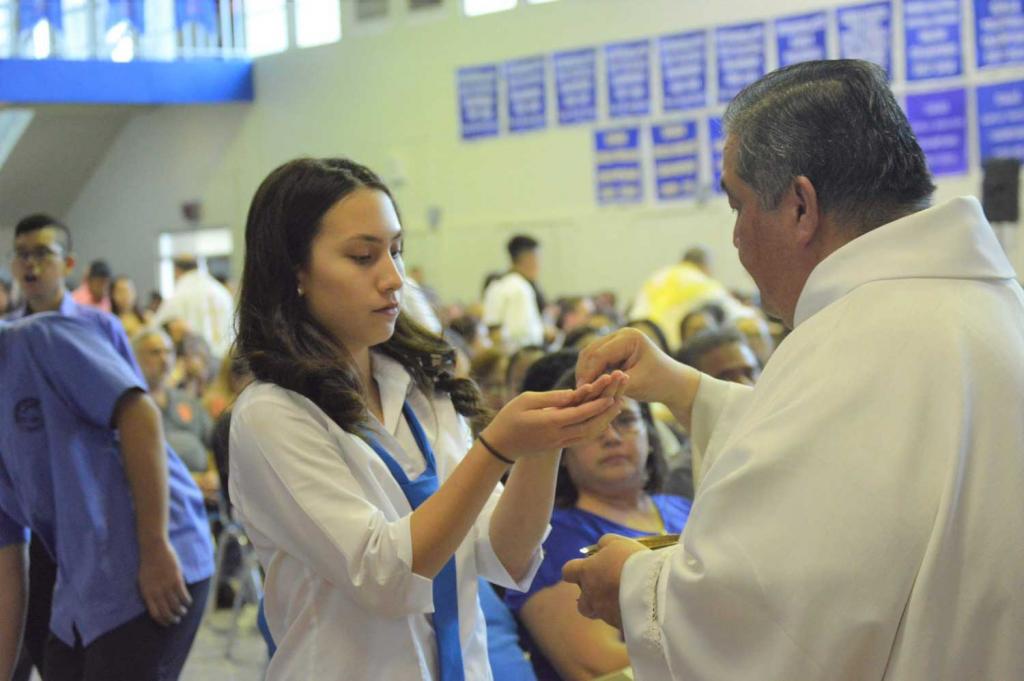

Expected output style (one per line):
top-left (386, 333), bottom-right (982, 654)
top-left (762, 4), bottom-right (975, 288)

top-left (5, 213), bottom-right (146, 680)
top-left (0, 314), bottom-right (213, 680)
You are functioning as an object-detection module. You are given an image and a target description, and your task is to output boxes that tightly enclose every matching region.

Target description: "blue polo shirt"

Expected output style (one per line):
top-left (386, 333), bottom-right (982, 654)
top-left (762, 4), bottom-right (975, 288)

top-left (0, 314), bottom-right (213, 646)
top-left (5, 291), bottom-right (142, 381)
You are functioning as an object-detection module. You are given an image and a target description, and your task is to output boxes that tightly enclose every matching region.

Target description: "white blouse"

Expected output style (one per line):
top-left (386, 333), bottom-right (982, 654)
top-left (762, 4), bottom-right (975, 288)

top-left (229, 353), bottom-right (544, 680)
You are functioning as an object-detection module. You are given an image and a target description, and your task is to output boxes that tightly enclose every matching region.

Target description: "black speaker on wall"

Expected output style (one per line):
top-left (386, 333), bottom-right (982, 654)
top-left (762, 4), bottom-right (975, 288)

top-left (981, 158), bottom-right (1021, 223)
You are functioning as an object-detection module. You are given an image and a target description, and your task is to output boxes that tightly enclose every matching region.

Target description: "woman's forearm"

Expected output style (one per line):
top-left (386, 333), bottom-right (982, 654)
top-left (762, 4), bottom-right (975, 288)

top-left (409, 443), bottom-right (508, 578)
top-left (489, 450), bottom-right (561, 581)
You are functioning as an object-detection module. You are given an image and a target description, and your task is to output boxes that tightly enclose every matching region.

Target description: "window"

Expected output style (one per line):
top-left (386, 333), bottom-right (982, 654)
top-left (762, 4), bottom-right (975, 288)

top-left (16, 0), bottom-right (58, 58)
top-left (463, 0), bottom-right (515, 17)
top-left (30, 20), bottom-right (52, 58)
top-left (296, 0), bottom-right (340, 47)
top-left (107, 20), bottom-right (135, 61)
top-left (245, 0), bottom-right (287, 56)
top-left (62, 0), bottom-right (91, 58)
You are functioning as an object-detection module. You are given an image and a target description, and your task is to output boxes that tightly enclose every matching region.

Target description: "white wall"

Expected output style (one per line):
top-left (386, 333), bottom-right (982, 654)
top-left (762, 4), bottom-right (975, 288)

top-left (66, 104), bottom-right (251, 293)
top-left (66, 0), bottom-right (1024, 307)
top-left (0, 222), bottom-right (13, 286)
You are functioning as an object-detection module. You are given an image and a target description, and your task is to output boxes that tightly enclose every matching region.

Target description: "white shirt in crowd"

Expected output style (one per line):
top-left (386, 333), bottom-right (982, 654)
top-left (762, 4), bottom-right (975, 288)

top-left (153, 268), bottom-right (235, 357)
top-left (229, 353), bottom-right (544, 680)
top-left (620, 197), bottom-right (1024, 680)
top-left (482, 271), bottom-right (544, 350)
top-left (403, 278), bottom-right (443, 335)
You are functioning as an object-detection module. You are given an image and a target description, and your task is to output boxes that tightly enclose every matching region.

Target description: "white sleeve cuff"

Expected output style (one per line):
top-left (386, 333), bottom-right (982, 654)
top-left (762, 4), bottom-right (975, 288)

top-left (391, 513), bottom-right (442, 614)
top-left (620, 548), bottom-right (673, 681)
top-left (474, 519), bottom-right (549, 592)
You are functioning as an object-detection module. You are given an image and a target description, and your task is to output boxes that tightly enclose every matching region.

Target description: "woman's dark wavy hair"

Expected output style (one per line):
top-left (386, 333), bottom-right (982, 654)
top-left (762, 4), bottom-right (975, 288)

top-left (236, 157), bottom-right (486, 432)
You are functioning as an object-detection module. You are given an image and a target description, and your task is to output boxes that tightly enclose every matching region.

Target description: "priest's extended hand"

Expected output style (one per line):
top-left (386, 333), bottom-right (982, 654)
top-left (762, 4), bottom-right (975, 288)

top-left (563, 534), bottom-right (649, 629)
top-left (575, 329), bottom-right (702, 430)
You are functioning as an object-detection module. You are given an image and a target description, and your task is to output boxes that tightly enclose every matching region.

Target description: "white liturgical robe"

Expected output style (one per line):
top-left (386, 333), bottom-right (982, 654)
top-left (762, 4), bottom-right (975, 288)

top-left (620, 197), bottom-right (1024, 680)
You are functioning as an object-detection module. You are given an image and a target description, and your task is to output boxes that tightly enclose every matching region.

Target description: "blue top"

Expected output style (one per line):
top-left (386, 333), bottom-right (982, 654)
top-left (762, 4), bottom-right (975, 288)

top-left (504, 494), bottom-right (691, 681)
top-left (505, 494), bottom-right (692, 613)
top-left (0, 314), bottom-right (214, 646)
top-left (5, 291), bottom-right (143, 381)
top-left (479, 579), bottom-right (537, 681)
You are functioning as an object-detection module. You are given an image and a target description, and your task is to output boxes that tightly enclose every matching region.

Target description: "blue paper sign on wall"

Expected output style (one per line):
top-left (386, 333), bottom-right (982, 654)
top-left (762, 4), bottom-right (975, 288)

top-left (904, 0), bottom-right (963, 81)
top-left (776, 12), bottom-right (828, 68)
top-left (709, 116), bottom-right (725, 193)
top-left (977, 80), bottom-right (1024, 162)
top-left (716, 22), bottom-right (766, 104)
top-left (458, 65), bottom-right (499, 141)
top-left (506, 56), bottom-right (547, 134)
top-left (974, 0), bottom-right (1024, 69)
top-left (905, 89), bottom-right (968, 175)
top-left (606, 40), bottom-right (651, 118)
top-left (652, 121), bottom-right (700, 201)
top-left (659, 31), bottom-right (707, 112)
top-left (838, 1), bottom-right (893, 77)
top-left (595, 127), bottom-right (644, 204)
top-left (554, 48), bottom-right (597, 125)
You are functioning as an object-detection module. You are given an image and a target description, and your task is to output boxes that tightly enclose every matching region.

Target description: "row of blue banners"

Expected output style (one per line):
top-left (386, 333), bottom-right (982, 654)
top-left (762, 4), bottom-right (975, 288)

top-left (459, 0), bottom-right (1024, 141)
top-left (594, 79), bottom-right (1024, 205)
top-left (17, 0), bottom-right (219, 33)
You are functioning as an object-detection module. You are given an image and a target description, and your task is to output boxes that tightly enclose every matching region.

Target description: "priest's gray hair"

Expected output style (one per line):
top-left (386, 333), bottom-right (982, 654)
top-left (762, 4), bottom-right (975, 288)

top-left (722, 59), bottom-right (935, 233)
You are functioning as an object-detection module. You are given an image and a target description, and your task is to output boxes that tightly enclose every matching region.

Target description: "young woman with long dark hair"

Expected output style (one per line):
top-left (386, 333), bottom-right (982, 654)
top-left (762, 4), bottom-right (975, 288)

top-left (229, 158), bottom-right (626, 680)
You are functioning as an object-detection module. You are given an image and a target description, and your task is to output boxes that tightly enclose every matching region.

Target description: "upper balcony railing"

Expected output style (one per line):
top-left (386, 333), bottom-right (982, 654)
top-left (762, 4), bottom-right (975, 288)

top-left (0, 0), bottom-right (273, 62)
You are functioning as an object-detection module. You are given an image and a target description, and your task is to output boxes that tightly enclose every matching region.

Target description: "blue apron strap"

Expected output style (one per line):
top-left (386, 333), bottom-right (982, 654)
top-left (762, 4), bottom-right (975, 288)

top-left (257, 599), bottom-right (277, 658)
top-left (262, 403), bottom-right (465, 680)
top-left (400, 403), bottom-right (465, 681)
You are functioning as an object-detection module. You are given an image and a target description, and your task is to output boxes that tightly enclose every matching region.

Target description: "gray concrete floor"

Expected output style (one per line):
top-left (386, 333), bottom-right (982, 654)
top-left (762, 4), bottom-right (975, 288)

top-left (180, 606), bottom-right (268, 680)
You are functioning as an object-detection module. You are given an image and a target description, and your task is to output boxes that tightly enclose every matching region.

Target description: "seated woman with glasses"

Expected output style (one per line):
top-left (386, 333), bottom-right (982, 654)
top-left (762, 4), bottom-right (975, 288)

top-left (505, 362), bottom-right (692, 681)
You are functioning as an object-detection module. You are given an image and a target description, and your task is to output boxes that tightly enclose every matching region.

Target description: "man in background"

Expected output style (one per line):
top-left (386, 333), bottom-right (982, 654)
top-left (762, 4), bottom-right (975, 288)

top-left (482, 235), bottom-right (546, 351)
top-left (6, 213), bottom-right (144, 681)
top-left (0, 315), bottom-right (213, 681)
top-left (676, 327), bottom-right (760, 387)
top-left (134, 329), bottom-right (215, 475)
top-left (629, 245), bottom-right (751, 351)
top-left (153, 255), bottom-right (235, 359)
top-left (71, 259), bottom-right (112, 312)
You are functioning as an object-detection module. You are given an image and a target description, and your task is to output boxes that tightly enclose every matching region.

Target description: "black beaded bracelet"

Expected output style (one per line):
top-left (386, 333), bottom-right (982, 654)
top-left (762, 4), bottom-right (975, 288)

top-left (477, 433), bottom-right (515, 466)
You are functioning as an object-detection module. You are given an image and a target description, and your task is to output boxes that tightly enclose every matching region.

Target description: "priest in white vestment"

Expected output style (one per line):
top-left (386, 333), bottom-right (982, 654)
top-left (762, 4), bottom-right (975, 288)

top-left (565, 59), bottom-right (1024, 681)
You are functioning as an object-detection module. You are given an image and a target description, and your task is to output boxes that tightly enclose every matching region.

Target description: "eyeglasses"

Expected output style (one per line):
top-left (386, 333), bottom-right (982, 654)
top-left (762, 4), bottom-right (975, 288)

top-left (9, 245), bottom-right (64, 266)
top-left (610, 409), bottom-right (643, 436)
